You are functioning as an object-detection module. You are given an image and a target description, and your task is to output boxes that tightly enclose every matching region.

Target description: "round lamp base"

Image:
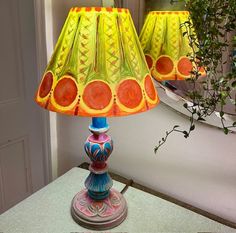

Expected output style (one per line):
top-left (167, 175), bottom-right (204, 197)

top-left (71, 188), bottom-right (127, 230)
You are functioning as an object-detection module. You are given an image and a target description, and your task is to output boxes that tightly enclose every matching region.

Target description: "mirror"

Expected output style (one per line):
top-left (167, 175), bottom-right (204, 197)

top-left (115, 0), bottom-right (236, 129)
top-left (142, 0), bottom-right (236, 128)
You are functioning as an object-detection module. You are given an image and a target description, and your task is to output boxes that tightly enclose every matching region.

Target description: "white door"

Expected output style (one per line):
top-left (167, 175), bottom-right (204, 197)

top-left (0, 0), bottom-right (50, 213)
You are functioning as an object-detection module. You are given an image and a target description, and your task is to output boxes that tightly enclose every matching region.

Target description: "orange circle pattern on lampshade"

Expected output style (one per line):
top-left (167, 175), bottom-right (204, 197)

top-left (35, 7), bottom-right (159, 117)
top-left (139, 11), bottom-right (206, 81)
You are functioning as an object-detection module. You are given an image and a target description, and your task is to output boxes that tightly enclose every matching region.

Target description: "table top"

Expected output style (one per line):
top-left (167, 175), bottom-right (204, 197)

top-left (0, 167), bottom-right (236, 233)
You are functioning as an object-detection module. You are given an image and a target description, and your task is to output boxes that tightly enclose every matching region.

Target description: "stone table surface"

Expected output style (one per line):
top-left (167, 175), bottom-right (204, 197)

top-left (0, 167), bottom-right (236, 233)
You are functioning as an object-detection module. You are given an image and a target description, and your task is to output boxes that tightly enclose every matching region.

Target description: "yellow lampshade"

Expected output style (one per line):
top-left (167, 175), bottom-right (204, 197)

top-left (139, 11), bottom-right (206, 81)
top-left (36, 7), bottom-right (159, 117)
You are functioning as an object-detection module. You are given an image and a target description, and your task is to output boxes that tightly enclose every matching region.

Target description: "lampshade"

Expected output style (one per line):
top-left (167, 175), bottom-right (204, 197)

top-left (36, 7), bottom-right (159, 117)
top-left (139, 11), bottom-right (206, 81)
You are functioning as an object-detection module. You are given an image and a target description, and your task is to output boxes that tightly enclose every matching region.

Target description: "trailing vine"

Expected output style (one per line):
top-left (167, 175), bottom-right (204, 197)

top-left (155, 0), bottom-right (236, 152)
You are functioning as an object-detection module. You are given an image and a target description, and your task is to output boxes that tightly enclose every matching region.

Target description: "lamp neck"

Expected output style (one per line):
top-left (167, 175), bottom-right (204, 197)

top-left (91, 117), bottom-right (108, 129)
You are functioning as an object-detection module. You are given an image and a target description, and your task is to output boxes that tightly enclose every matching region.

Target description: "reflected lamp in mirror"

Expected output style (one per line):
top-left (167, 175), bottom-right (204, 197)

top-left (139, 11), bottom-right (206, 81)
top-left (35, 7), bottom-right (159, 230)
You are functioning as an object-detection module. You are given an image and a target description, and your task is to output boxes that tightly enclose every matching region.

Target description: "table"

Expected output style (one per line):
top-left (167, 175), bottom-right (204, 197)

top-left (0, 168), bottom-right (236, 233)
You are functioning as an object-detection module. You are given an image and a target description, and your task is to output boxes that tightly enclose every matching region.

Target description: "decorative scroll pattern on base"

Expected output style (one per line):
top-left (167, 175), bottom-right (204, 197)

top-left (73, 189), bottom-right (123, 218)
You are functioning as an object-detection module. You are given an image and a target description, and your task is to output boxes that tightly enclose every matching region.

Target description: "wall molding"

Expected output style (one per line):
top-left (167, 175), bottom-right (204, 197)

top-left (33, 0), bottom-right (52, 184)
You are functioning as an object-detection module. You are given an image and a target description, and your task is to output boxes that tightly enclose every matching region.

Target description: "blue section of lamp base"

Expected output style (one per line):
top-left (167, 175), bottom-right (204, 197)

top-left (85, 172), bottom-right (113, 200)
top-left (88, 190), bottom-right (110, 200)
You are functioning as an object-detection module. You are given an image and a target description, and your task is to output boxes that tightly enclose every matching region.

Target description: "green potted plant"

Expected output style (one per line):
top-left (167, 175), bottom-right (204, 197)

top-left (155, 0), bottom-right (236, 151)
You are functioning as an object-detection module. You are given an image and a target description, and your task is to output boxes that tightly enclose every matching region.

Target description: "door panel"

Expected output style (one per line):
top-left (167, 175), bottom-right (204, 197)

top-left (0, 0), bottom-right (48, 213)
top-left (0, 2), bottom-right (23, 103)
top-left (0, 0), bottom-right (25, 144)
top-left (0, 138), bottom-right (32, 211)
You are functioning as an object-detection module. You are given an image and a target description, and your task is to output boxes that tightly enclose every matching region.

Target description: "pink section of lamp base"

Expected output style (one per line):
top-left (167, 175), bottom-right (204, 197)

top-left (71, 188), bottom-right (128, 230)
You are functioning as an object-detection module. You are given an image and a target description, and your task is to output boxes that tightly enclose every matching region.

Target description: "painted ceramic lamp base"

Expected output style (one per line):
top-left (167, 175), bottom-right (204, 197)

top-left (71, 188), bottom-right (127, 230)
top-left (71, 117), bottom-right (127, 230)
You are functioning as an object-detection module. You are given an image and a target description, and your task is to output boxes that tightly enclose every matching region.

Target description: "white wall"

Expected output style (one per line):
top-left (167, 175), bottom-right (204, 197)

top-left (44, 0), bottom-right (236, 223)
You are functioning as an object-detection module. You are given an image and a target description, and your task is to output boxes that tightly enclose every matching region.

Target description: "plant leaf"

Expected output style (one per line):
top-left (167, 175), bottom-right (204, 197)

top-left (190, 125), bottom-right (195, 131)
top-left (223, 127), bottom-right (229, 135)
top-left (197, 117), bottom-right (206, 121)
top-left (232, 81), bottom-right (236, 88)
top-left (220, 111), bottom-right (224, 117)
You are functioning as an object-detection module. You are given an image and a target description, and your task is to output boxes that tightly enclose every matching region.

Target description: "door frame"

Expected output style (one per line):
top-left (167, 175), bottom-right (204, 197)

top-left (33, 0), bottom-right (52, 184)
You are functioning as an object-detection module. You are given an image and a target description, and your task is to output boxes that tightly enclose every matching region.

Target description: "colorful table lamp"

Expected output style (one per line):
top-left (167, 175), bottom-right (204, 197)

top-left (35, 7), bottom-right (159, 230)
top-left (139, 11), bottom-right (206, 81)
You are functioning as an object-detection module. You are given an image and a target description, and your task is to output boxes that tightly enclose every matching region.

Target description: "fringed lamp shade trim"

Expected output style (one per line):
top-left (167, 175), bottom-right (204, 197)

top-left (35, 7), bottom-right (159, 117)
top-left (139, 11), bottom-right (206, 81)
